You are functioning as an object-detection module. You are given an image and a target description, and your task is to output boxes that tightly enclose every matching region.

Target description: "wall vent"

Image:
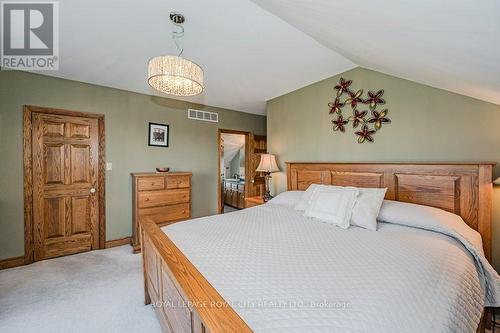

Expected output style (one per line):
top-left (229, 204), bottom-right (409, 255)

top-left (188, 109), bottom-right (219, 123)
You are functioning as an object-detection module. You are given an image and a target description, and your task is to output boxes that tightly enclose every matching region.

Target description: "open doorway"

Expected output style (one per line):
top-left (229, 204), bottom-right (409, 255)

top-left (218, 130), bottom-right (248, 214)
top-left (217, 129), bottom-right (267, 214)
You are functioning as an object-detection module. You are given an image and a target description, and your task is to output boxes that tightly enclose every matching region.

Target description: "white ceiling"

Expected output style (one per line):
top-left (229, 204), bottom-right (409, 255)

top-left (222, 133), bottom-right (245, 164)
top-left (32, 0), bottom-right (355, 115)
top-left (251, 0), bottom-right (500, 106)
top-left (25, 0), bottom-right (500, 114)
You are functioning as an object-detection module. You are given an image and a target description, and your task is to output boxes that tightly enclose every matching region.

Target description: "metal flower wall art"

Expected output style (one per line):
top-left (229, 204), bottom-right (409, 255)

top-left (328, 77), bottom-right (391, 143)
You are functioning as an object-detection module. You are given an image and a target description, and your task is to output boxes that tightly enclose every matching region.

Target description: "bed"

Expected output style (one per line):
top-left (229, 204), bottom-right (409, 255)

top-left (139, 162), bottom-right (498, 333)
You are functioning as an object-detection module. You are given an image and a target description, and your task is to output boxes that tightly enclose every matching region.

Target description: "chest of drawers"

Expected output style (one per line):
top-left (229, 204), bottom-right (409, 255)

top-left (131, 172), bottom-right (192, 253)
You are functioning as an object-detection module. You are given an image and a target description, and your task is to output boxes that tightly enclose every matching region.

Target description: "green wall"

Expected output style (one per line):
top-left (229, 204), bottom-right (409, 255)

top-left (267, 67), bottom-right (500, 272)
top-left (0, 70), bottom-right (266, 260)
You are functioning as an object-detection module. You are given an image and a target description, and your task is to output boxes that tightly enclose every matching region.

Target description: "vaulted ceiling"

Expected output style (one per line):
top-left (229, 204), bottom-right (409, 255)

top-left (251, 0), bottom-right (500, 107)
top-left (29, 0), bottom-right (499, 115)
top-left (222, 133), bottom-right (245, 164)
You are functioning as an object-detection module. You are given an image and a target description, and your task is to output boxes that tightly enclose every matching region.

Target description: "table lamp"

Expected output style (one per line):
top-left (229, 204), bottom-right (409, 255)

top-left (256, 154), bottom-right (280, 201)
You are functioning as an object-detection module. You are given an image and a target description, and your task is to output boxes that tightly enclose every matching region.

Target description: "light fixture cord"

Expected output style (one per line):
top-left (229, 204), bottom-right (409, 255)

top-left (172, 21), bottom-right (184, 57)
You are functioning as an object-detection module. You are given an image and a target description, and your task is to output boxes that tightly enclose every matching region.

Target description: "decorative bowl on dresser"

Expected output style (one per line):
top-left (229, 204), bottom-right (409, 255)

top-left (131, 172), bottom-right (192, 253)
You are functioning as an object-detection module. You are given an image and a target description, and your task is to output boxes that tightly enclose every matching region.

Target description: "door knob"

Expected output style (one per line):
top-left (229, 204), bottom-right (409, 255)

top-left (90, 188), bottom-right (96, 194)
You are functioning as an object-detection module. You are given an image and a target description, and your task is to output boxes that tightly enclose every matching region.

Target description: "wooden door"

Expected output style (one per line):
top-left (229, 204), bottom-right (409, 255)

top-left (32, 112), bottom-right (100, 260)
top-left (246, 134), bottom-right (267, 197)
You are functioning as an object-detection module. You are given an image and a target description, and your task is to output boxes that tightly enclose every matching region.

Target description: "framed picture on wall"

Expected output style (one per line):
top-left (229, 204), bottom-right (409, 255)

top-left (148, 122), bottom-right (169, 147)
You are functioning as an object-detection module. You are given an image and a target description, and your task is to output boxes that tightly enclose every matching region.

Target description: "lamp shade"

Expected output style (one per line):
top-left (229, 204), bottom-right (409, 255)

top-left (256, 154), bottom-right (280, 173)
top-left (494, 177), bottom-right (500, 185)
top-left (148, 55), bottom-right (204, 96)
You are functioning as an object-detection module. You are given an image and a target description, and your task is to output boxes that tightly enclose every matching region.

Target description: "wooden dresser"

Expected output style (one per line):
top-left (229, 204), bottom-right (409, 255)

top-left (131, 172), bottom-right (192, 253)
top-left (223, 180), bottom-right (245, 209)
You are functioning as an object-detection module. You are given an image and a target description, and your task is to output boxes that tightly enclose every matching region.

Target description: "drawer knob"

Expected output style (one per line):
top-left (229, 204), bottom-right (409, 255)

top-left (145, 198), bottom-right (150, 201)
top-left (182, 210), bottom-right (186, 213)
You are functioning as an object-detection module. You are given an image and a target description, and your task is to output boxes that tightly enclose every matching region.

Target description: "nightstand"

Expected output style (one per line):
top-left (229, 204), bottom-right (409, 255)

top-left (245, 196), bottom-right (265, 208)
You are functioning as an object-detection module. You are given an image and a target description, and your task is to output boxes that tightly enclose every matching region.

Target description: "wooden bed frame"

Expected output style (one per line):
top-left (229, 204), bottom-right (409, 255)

top-left (140, 162), bottom-right (494, 333)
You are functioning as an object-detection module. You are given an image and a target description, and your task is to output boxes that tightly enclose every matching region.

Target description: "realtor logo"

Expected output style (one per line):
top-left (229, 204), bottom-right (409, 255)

top-left (1, 1), bottom-right (59, 70)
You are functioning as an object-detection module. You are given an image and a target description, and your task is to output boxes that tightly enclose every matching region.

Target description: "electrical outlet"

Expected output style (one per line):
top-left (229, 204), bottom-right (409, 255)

top-left (106, 162), bottom-right (112, 171)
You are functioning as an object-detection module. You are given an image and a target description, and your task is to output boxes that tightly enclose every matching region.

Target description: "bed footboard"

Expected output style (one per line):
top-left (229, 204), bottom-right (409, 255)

top-left (140, 217), bottom-right (251, 333)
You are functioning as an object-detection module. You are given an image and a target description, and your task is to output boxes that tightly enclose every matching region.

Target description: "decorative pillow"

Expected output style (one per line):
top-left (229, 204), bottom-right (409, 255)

top-left (294, 184), bottom-right (323, 211)
top-left (267, 191), bottom-right (305, 208)
top-left (304, 187), bottom-right (359, 229)
top-left (351, 187), bottom-right (387, 231)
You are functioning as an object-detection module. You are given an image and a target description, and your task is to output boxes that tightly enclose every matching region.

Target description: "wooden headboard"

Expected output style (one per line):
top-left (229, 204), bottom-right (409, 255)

top-left (286, 162), bottom-right (494, 261)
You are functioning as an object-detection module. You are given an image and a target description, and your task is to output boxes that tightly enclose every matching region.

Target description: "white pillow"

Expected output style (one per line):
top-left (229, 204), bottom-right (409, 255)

top-left (377, 200), bottom-right (484, 255)
top-left (304, 187), bottom-right (359, 229)
top-left (267, 191), bottom-right (304, 208)
top-left (294, 184), bottom-right (323, 211)
top-left (295, 183), bottom-right (386, 229)
top-left (351, 187), bottom-right (387, 231)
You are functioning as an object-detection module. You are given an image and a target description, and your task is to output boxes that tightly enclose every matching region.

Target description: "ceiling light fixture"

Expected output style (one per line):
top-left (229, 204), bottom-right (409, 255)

top-left (147, 12), bottom-right (204, 97)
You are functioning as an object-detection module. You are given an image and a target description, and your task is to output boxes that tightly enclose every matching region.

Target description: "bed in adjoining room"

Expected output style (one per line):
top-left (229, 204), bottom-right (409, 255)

top-left (140, 162), bottom-right (500, 333)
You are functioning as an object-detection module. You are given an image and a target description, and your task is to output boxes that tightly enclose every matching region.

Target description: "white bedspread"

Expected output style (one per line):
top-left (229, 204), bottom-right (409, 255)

top-left (162, 203), bottom-right (499, 333)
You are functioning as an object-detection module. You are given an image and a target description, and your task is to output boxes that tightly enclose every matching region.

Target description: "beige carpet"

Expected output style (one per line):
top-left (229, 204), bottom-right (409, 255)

top-left (0, 246), bottom-right (162, 333)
